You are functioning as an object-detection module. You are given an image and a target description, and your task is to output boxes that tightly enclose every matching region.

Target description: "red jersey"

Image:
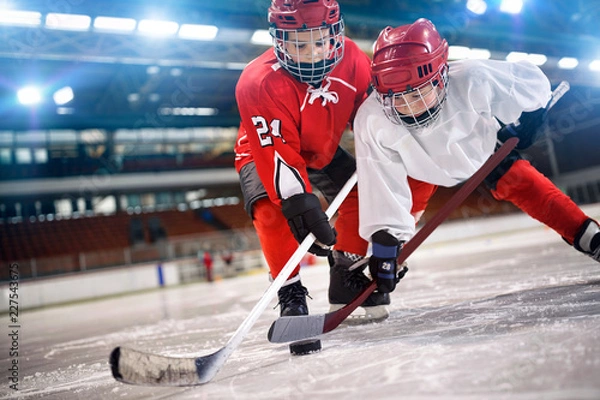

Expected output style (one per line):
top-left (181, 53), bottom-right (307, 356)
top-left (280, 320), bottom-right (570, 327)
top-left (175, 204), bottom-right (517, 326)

top-left (234, 38), bottom-right (371, 206)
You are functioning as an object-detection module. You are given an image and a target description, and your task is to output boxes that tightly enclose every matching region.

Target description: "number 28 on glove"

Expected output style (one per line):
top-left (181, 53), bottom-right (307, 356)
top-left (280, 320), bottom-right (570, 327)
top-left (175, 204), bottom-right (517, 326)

top-left (369, 230), bottom-right (408, 293)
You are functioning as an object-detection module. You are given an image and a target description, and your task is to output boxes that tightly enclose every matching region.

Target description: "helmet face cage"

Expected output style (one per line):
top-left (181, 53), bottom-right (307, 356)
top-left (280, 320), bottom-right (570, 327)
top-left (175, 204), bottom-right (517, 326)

top-left (270, 18), bottom-right (345, 85)
top-left (378, 64), bottom-right (448, 128)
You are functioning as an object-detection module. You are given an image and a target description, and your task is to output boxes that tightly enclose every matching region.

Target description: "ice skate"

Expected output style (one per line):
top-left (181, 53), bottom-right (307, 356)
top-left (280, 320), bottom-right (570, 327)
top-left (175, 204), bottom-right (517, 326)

top-left (328, 250), bottom-right (390, 324)
top-left (276, 278), bottom-right (310, 317)
top-left (574, 219), bottom-right (600, 262)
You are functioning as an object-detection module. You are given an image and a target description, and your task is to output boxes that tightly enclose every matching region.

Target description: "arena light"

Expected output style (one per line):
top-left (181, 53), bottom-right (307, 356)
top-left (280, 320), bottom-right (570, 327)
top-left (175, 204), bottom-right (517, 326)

top-left (146, 66), bottom-right (160, 75)
top-left (93, 16), bottom-right (136, 33)
top-left (17, 86), bottom-right (42, 106)
top-left (557, 57), bottom-right (578, 69)
top-left (53, 86), bottom-right (74, 105)
top-left (178, 24), bottom-right (218, 41)
top-left (506, 52), bottom-right (547, 65)
top-left (158, 107), bottom-right (218, 116)
top-left (449, 46), bottom-right (491, 60)
top-left (448, 46), bottom-right (471, 60)
top-left (45, 13), bottom-right (91, 31)
top-left (0, 10), bottom-right (42, 26)
top-left (500, 0), bottom-right (523, 14)
top-left (138, 19), bottom-right (179, 37)
top-left (527, 53), bottom-right (547, 66)
top-left (505, 51), bottom-right (528, 62)
top-left (250, 30), bottom-right (272, 46)
top-left (589, 60), bottom-right (600, 72)
top-left (225, 62), bottom-right (248, 70)
top-left (56, 107), bottom-right (75, 115)
top-left (469, 48), bottom-right (491, 59)
top-left (466, 0), bottom-right (487, 15)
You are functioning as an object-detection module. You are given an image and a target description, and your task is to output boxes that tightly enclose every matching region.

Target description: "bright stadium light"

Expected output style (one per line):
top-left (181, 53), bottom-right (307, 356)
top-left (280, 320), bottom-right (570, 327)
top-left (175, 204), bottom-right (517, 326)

top-left (53, 86), bottom-right (74, 105)
top-left (557, 57), bottom-right (578, 69)
top-left (469, 48), bottom-right (491, 59)
top-left (158, 107), bottom-right (218, 116)
top-left (250, 30), bottom-right (272, 46)
top-left (506, 52), bottom-right (547, 65)
top-left (45, 13), bottom-right (91, 31)
top-left (146, 66), bottom-right (160, 75)
top-left (506, 51), bottom-right (528, 62)
top-left (17, 86), bottom-right (42, 105)
top-left (527, 53), bottom-right (547, 66)
top-left (449, 46), bottom-right (471, 60)
top-left (178, 24), bottom-right (218, 41)
top-left (589, 60), bottom-right (600, 72)
top-left (138, 19), bottom-right (179, 37)
top-left (56, 107), bottom-right (75, 115)
top-left (500, 0), bottom-right (523, 14)
top-left (93, 16), bottom-right (136, 33)
top-left (449, 46), bottom-right (492, 60)
top-left (0, 10), bottom-right (42, 26)
top-left (466, 0), bottom-right (487, 15)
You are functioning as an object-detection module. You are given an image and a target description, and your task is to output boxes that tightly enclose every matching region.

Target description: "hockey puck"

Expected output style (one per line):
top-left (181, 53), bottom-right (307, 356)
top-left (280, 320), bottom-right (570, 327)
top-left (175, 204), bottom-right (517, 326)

top-left (289, 339), bottom-right (322, 356)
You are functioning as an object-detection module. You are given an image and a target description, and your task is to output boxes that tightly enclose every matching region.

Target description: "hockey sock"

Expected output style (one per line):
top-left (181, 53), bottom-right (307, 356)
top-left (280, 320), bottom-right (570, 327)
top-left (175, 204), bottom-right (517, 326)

top-left (490, 160), bottom-right (588, 244)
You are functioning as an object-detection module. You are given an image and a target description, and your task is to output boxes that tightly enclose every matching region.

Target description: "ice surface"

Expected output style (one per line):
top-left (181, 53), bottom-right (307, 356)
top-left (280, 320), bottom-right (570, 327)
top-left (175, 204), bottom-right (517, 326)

top-left (2, 222), bottom-right (600, 399)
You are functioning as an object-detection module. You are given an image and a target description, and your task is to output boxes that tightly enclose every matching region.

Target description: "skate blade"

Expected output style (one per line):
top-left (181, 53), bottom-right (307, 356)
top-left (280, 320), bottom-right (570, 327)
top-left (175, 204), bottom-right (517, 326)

top-left (328, 304), bottom-right (389, 325)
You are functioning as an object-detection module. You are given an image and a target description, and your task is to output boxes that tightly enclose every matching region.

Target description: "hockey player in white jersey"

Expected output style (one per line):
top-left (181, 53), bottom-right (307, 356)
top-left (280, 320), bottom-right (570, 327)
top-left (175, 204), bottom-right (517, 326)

top-left (354, 19), bottom-right (600, 293)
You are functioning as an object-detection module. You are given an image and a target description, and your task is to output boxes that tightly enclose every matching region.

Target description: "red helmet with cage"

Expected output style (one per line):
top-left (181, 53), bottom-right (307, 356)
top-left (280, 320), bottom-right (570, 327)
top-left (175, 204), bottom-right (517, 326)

top-left (268, 0), bottom-right (345, 86)
top-left (268, 0), bottom-right (341, 30)
top-left (371, 19), bottom-right (449, 127)
top-left (372, 19), bottom-right (448, 95)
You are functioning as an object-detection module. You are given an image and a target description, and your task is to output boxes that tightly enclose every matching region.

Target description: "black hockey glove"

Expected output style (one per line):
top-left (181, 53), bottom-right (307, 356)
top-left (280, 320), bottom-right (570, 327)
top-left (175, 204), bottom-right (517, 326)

top-left (497, 107), bottom-right (548, 150)
top-left (281, 193), bottom-right (336, 257)
top-left (368, 230), bottom-right (408, 293)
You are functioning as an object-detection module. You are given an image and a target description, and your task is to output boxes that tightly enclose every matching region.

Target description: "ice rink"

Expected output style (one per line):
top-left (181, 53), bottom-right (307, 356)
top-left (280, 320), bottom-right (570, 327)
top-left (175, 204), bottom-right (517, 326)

top-left (3, 218), bottom-right (600, 400)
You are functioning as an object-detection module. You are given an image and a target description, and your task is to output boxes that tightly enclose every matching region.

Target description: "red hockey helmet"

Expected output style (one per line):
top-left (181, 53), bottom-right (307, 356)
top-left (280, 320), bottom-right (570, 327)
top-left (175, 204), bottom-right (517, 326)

top-left (372, 19), bottom-right (448, 95)
top-left (371, 19), bottom-right (449, 127)
top-left (268, 0), bottom-right (345, 85)
top-left (268, 0), bottom-right (341, 30)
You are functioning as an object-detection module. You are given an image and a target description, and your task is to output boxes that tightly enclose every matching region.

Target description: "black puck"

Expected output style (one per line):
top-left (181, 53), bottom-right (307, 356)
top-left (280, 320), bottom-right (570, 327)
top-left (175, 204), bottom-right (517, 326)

top-left (109, 347), bottom-right (123, 380)
top-left (289, 339), bottom-right (322, 356)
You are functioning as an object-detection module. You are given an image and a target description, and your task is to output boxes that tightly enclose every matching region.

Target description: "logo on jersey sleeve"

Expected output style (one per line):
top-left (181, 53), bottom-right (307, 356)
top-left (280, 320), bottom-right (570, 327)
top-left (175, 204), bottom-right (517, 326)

top-left (273, 151), bottom-right (306, 200)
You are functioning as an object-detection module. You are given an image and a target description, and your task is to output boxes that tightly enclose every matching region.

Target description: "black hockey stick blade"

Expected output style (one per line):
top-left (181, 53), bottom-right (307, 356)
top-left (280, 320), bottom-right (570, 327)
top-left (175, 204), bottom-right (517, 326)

top-left (110, 346), bottom-right (228, 386)
top-left (268, 137), bottom-right (519, 343)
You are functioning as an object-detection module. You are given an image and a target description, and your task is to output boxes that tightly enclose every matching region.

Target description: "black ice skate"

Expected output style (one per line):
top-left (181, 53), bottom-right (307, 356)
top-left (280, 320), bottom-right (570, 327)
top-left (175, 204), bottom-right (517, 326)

top-left (277, 279), bottom-right (309, 317)
top-left (574, 219), bottom-right (600, 262)
top-left (328, 250), bottom-right (390, 324)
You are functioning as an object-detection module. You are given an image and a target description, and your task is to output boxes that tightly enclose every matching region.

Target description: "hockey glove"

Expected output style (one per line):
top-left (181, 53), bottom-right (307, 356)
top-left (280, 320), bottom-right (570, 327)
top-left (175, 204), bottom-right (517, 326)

top-left (497, 107), bottom-right (548, 150)
top-left (369, 230), bottom-right (408, 293)
top-left (281, 193), bottom-right (336, 257)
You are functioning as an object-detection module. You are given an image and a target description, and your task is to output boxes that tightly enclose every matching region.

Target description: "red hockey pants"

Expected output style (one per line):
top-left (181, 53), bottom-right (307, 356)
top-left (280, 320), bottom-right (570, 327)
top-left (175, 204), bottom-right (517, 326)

top-left (490, 160), bottom-right (588, 244)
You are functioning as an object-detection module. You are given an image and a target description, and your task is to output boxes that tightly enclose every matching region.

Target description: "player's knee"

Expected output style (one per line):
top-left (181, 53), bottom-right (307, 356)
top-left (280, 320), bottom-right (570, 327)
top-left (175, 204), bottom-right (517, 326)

top-left (483, 150), bottom-right (522, 191)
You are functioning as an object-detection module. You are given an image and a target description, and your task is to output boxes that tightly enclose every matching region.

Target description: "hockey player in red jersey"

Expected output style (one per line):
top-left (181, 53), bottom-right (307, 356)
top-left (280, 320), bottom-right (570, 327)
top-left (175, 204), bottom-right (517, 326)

top-left (354, 19), bottom-right (600, 294)
top-left (234, 0), bottom-right (432, 320)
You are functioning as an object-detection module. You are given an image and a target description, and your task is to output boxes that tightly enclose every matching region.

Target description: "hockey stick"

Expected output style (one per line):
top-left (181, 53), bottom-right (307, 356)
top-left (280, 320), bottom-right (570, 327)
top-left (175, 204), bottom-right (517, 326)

top-left (268, 137), bottom-right (518, 342)
top-left (547, 81), bottom-right (569, 110)
top-left (110, 172), bottom-right (358, 386)
top-left (268, 81), bottom-right (570, 343)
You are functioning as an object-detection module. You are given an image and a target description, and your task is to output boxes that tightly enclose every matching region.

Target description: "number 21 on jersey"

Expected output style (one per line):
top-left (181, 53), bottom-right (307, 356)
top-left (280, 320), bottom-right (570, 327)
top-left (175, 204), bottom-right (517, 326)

top-left (252, 116), bottom-right (286, 147)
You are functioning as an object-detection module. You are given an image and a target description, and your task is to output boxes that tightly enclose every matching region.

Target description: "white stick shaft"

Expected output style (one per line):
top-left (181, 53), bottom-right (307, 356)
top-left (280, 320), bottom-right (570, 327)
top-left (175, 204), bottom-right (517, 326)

top-left (547, 81), bottom-right (570, 110)
top-left (204, 172), bottom-right (358, 381)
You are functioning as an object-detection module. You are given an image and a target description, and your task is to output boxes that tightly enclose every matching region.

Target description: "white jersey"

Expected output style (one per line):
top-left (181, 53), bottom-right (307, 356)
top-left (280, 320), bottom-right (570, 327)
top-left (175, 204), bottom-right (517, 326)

top-left (354, 59), bottom-right (552, 241)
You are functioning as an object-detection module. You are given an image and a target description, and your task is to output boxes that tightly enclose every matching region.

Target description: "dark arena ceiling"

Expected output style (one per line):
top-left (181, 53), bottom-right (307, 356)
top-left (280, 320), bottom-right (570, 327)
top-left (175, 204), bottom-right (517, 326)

top-left (0, 0), bottom-right (599, 177)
